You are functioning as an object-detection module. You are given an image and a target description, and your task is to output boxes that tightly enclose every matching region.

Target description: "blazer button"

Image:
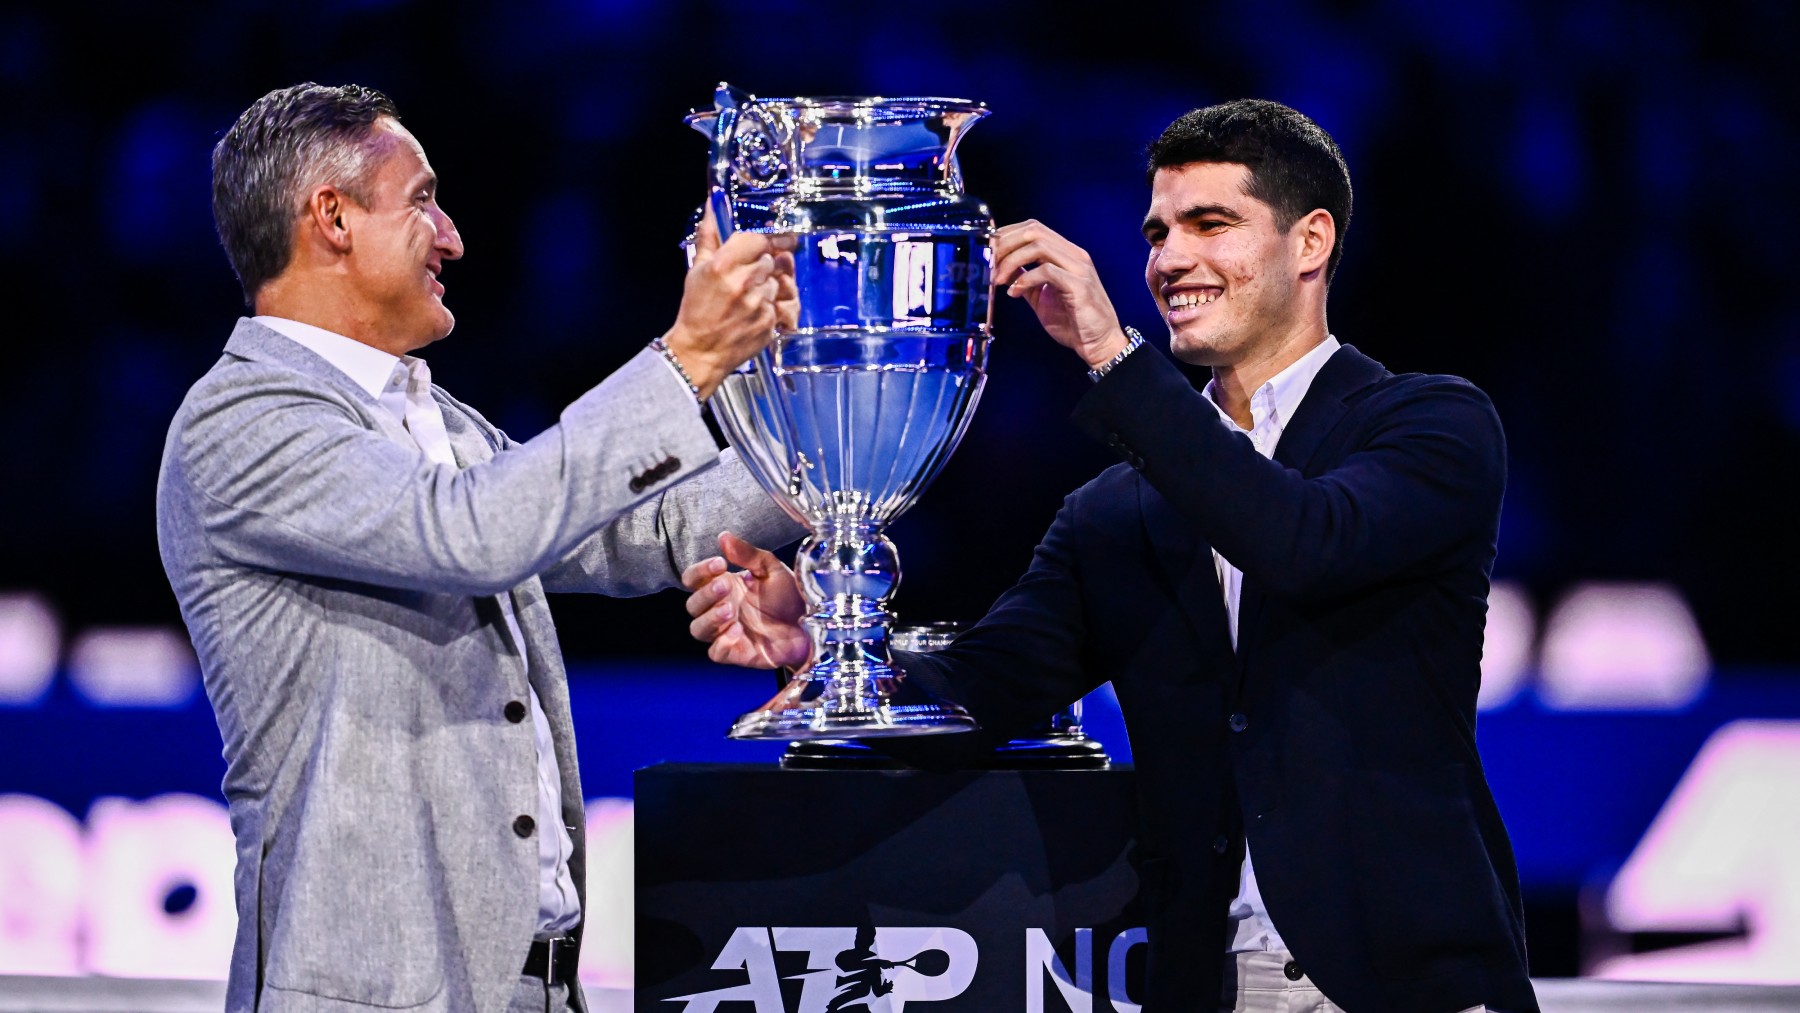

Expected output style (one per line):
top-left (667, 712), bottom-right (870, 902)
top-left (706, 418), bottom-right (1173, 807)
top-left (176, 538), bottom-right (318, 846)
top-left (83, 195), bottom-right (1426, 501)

top-left (504, 700), bottom-right (527, 723)
top-left (1228, 712), bottom-right (1248, 732)
top-left (628, 476), bottom-right (647, 494)
top-left (1283, 960), bottom-right (1304, 981)
top-left (1212, 834), bottom-right (1229, 855)
top-left (513, 815), bottom-right (536, 838)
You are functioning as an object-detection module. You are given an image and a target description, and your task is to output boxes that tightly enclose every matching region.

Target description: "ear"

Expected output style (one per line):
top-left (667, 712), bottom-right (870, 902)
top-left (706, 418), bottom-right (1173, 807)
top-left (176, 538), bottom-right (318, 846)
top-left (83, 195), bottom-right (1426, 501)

top-left (303, 185), bottom-right (354, 254)
top-left (1294, 208), bottom-right (1335, 279)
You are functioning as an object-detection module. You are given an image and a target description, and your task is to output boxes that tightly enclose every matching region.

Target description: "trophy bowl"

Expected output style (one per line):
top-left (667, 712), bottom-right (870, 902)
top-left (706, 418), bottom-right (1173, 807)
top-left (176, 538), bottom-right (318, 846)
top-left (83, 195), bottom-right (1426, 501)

top-left (686, 84), bottom-right (994, 740)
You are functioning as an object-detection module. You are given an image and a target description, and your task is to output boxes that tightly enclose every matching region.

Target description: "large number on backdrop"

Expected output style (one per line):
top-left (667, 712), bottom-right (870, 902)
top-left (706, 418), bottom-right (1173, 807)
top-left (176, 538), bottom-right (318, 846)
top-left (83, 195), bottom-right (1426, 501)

top-left (1597, 720), bottom-right (1800, 983)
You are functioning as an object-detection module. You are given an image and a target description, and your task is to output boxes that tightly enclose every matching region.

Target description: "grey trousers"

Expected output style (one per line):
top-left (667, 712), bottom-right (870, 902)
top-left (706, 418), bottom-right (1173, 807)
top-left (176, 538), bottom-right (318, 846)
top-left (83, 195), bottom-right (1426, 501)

top-left (505, 973), bottom-right (573, 1013)
top-left (1219, 950), bottom-right (1489, 1013)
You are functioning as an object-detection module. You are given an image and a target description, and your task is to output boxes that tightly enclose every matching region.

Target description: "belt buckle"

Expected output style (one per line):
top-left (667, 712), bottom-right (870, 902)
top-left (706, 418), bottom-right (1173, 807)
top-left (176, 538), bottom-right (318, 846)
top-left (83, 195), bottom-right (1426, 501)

top-left (543, 935), bottom-right (572, 985)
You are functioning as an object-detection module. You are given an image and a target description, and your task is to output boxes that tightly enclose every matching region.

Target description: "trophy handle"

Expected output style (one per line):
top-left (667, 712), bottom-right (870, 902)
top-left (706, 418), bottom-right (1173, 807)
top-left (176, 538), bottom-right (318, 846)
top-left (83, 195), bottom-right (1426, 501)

top-left (708, 82), bottom-right (794, 245)
top-left (707, 82), bottom-right (746, 242)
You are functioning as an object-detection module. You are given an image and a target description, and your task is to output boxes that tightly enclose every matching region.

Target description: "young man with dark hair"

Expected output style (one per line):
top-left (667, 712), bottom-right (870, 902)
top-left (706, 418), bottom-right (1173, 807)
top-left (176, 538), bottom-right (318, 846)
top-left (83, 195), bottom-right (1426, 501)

top-left (159, 82), bottom-right (803, 1013)
top-left (684, 99), bottom-right (1538, 1012)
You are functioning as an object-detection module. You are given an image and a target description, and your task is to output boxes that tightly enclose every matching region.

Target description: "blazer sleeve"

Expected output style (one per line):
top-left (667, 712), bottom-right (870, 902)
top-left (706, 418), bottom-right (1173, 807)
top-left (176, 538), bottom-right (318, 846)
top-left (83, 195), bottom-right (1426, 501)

top-left (170, 348), bottom-right (723, 597)
top-left (537, 448), bottom-right (808, 597)
top-left (1072, 347), bottom-right (1506, 602)
top-left (887, 484), bottom-right (1110, 761)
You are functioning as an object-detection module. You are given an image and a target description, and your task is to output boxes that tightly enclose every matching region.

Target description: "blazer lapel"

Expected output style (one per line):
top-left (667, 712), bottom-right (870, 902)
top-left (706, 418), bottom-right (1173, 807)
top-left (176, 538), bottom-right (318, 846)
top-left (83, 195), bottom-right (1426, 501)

top-left (436, 396), bottom-right (498, 470)
top-left (1234, 345), bottom-right (1389, 661)
top-left (221, 317), bottom-right (418, 449)
top-left (1271, 344), bottom-right (1387, 475)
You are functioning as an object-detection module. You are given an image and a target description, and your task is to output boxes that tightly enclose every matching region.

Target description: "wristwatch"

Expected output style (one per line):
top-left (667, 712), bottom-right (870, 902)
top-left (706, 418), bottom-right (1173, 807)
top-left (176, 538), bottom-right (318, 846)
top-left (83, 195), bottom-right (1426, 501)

top-left (1087, 327), bottom-right (1145, 383)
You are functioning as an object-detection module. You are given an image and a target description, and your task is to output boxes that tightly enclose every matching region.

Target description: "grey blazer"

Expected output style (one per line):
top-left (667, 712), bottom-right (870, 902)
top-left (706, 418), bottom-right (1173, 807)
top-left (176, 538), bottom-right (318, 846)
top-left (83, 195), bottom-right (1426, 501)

top-left (155, 319), bottom-right (798, 1013)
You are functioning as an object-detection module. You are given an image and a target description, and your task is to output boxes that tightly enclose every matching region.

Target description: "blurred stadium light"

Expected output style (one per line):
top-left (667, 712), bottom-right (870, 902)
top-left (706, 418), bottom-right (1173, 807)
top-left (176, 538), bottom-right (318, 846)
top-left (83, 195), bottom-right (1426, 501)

top-left (1539, 582), bottom-right (1710, 710)
top-left (0, 593), bottom-right (59, 705)
top-left (67, 627), bottom-right (198, 708)
top-left (1479, 579), bottom-right (1535, 710)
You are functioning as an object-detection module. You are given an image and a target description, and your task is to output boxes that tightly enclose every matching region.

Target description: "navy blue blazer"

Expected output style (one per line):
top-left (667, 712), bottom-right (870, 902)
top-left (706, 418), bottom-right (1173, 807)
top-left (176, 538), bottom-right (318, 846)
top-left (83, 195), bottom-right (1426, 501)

top-left (899, 342), bottom-right (1538, 1012)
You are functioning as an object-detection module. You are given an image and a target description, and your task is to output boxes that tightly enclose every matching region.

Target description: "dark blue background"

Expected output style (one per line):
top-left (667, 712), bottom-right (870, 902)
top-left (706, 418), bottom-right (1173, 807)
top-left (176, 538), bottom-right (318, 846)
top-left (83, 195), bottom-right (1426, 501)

top-left (4, 0), bottom-right (1799, 981)
top-left (4, 0), bottom-right (1797, 666)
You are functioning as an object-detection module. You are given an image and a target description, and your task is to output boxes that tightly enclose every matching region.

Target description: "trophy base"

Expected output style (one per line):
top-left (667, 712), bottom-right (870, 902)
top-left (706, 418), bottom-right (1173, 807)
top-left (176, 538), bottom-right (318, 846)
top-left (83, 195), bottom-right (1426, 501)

top-left (779, 734), bottom-right (1112, 770)
top-left (727, 673), bottom-right (979, 741)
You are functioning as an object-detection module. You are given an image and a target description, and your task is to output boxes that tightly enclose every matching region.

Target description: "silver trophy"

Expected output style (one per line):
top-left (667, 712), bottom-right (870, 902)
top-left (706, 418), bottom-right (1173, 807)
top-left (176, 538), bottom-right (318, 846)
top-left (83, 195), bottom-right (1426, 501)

top-left (686, 83), bottom-right (993, 740)
top-left (780, 623), bottom-right (1113, 768)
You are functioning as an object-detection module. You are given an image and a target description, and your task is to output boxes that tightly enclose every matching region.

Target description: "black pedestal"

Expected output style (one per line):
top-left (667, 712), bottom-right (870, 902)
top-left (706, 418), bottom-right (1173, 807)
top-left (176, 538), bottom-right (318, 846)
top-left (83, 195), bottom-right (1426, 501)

top-left (635, 763), bottom-right (1147, 1011)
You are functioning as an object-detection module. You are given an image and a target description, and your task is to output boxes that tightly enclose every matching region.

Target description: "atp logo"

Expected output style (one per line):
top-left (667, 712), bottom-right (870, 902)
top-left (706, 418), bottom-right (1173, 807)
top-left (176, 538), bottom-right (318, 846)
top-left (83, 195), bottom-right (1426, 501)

top-left (664, 925), bottom-right (978, 1012)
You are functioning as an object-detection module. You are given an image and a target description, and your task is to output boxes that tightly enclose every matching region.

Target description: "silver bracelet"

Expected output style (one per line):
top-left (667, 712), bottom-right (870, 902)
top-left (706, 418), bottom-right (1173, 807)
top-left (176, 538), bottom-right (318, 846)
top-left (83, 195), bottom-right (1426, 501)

top-left (1086, 327), bottom-right (1145, 382)
top-left (649, 335), bottom-right (703, 401)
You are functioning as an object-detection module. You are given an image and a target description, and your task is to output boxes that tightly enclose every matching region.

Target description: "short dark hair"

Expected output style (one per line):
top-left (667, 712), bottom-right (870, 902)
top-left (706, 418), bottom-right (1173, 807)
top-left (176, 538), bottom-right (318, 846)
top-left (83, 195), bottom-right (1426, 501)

top-left (211, 83), bottom-right (400, 305)
top-left (1146, 99), bottom-right (1353, 282)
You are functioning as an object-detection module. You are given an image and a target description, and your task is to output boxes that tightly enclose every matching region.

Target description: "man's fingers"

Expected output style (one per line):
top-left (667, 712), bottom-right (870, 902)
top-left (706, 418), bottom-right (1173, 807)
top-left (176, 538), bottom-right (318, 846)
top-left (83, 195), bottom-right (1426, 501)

top-left (689, 601), bottom-right (735, 644)
top-left (991, 220), bottom-right (1060, 264)
top-left (708, 638), bottom-right (747, 666)
top-left (727, 252), bottom-right (775, 293)
top-left (992, 241), bottom-right (1063, 288)
top-left (684, 574), bottom-right (732, 618)
top-left (693, 201), bottom-right (724, 258)
top-left (719, 531), bottom-right (776, 575)
top-left (994, 238), bottom-right (1090, 289)
top-left (1004, 262), bottom-right (1074, 298)
top-left (716, 230), bottom-right (797, 267)
top-left (681, 555), bottom-right (727, 592)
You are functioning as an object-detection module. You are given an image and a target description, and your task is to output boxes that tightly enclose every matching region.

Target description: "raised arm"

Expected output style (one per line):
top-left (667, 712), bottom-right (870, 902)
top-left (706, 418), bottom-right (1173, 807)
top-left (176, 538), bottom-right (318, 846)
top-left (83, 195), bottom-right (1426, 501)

top-left (174, 348), bottom-right (720, 597)
top-left (1074, 346), bottom-right (1506, 601)
top-left (172, 226), bottom-right (799, 597)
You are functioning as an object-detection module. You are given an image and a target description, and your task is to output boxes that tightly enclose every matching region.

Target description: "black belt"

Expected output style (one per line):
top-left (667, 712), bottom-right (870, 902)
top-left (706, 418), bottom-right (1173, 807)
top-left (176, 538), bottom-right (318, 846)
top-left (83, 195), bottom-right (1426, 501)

top-left (523, 936), bottom-right (577, 985)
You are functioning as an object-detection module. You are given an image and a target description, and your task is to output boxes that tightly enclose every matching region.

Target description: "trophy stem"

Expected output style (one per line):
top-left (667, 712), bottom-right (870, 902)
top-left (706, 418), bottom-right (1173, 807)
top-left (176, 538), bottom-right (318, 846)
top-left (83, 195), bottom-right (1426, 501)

top-left (727, 520), bottom-right (977, 740)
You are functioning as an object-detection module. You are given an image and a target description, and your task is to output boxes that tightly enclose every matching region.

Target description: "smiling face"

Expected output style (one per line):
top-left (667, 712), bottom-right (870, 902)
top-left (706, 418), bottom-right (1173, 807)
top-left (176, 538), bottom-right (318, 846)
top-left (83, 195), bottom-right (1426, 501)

top-left (1141, 161), bottom-right (1316, 369)
top-left (340, 117), bottom-right (463, 352)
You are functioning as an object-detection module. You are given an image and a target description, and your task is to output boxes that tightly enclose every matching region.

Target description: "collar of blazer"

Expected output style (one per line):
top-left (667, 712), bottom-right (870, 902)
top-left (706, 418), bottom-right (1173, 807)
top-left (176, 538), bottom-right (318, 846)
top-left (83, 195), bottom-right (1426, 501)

top-left (1138, 343), bottom-right (1389, 667)
top-left (223, 317), bottom-right (496, 469)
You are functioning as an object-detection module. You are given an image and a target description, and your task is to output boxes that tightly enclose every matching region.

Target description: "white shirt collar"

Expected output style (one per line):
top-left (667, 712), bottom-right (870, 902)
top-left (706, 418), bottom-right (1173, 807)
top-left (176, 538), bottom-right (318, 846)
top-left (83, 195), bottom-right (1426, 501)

top-left (1203, 334), bottom-right (1342, 439)
top-left (253, 315), bottom-right (409, 403)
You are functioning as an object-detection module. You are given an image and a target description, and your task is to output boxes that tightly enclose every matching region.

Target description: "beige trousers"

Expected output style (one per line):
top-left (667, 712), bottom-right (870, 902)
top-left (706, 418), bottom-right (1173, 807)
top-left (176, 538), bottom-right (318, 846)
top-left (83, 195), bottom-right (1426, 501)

top-left (1219, 950), bottom-right (1489, 1013)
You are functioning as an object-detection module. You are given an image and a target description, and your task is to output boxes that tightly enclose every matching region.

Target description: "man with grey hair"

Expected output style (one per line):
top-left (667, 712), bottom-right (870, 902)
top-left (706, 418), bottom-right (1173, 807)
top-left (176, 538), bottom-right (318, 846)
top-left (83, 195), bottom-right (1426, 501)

top-left (157, 82), bottom-right (801, 1013)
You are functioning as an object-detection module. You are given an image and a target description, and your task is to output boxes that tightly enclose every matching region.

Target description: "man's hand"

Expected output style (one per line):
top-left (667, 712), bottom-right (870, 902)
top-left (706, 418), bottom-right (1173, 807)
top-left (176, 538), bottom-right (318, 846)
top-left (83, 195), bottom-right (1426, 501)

top-left (992, 219), bottom-right (1131, 370)
top-left (663, 203), bottom-right (799, 399)
top-left (681, 531), bottom-right (812, 670)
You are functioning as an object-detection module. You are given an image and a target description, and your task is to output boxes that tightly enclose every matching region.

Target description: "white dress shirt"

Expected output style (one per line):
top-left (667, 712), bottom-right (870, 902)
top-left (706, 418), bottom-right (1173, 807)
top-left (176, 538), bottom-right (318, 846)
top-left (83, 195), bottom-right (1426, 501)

top-left (253, 316), bottom-right (582, 937)
top-left (1199, 334), bottom-right (1340, 954)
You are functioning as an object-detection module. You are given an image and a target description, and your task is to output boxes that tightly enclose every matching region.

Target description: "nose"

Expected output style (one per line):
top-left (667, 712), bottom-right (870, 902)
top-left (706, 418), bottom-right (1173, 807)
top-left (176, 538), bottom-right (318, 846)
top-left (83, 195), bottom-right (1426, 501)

top-left (1152, 231), bottom-right (1198, 279)
top-left (435, 206), bottom-right (464, 261)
